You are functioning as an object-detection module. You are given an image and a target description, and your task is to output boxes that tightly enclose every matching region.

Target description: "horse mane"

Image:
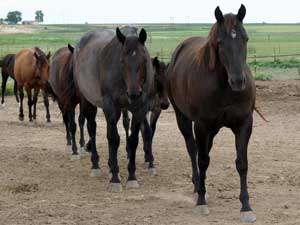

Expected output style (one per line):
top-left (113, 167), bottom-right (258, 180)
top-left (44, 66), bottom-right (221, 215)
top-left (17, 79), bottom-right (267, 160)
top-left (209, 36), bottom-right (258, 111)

top-left (198, 14), bottom-right (238, 72)
top-left (34, 46), bottom-right (48, 66)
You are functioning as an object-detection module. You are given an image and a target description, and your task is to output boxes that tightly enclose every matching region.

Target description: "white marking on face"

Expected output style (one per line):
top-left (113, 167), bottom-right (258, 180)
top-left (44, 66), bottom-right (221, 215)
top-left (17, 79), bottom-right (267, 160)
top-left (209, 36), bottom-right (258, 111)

top-left (231, 29), bottom-right (237, 39)
top-left (132, 51), bottom-right (136, 56)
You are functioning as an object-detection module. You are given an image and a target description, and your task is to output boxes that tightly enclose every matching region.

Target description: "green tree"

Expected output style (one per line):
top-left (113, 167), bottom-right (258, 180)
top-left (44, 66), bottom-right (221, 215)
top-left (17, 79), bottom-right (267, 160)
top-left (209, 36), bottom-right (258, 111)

top-left (35, 10), bottom-right (44, 23)
top-left (0, 18), bottom-right (4, 24)
top-left (5, 11), bottom-right (22, 24)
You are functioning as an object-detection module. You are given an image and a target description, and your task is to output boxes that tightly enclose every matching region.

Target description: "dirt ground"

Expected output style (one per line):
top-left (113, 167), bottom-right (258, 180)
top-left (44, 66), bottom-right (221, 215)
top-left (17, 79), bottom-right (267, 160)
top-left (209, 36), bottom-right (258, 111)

top-left (0, 80), bottom-right (300, 225)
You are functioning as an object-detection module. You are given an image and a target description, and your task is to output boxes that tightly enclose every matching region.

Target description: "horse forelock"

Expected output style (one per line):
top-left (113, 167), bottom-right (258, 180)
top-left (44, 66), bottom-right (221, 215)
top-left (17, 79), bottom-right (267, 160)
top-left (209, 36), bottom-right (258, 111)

top-left (201, 14), bottom-right (241, 71)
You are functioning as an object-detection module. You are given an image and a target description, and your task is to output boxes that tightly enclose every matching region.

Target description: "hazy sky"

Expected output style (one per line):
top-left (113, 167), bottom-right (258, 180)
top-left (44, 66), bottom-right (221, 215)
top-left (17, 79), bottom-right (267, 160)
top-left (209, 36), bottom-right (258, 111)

top-left (0, 0), bottom-right (299, 24)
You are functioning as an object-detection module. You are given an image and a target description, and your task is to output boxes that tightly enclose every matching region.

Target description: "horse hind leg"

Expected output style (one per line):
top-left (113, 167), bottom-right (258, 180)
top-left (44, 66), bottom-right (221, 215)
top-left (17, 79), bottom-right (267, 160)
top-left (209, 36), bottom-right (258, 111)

top-left (43, 89), bottom-right (51, 123)
top-left (13, 79), bottom-right (19, 103)
top-left (81, 97), bottom-right (100, 177)
top-left (1, 71), bottom-right (9, 105)
top-left (78, 103), bottom-right (86, 153)
top-left (32, 87), bottom-right (40, 120)
top-left (18, 86), bottom-right (24, 121)
top-left (68, 109), bottom-right (80, 161)
top-left (25, 86), bottom-right (33, 122)
top-left (173, 104), bottom-right (199, 196)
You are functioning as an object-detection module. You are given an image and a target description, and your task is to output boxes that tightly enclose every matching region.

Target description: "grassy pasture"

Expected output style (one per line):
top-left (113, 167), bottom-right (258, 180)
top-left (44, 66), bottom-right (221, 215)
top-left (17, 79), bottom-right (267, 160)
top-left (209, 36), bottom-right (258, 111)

top-left (1, 23), bottom-right (300, 92)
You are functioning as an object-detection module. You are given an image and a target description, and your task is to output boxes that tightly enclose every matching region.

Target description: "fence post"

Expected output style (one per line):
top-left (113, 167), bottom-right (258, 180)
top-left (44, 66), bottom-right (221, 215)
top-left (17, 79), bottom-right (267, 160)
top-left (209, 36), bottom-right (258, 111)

top-left (273, 47), bottom-right (276, 62)
top-left (254, 54), bottom-right (257, 75)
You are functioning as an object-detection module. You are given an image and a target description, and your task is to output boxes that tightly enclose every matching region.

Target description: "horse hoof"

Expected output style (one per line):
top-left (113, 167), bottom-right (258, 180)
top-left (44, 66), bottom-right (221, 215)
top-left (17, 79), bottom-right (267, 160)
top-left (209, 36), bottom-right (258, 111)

top-left (109, 183), bottom-right (123, 193)
top-left (193, 205), bottom-right (209, 215)
top-left (126, 180), bottom-right (140, 189)
top-left (148, 168), bottom-right (157, 176)
top-left (143, 162), bottom-right (150, 169)
top-left (28, 121), bottom-right (35, 126)
top-left (90, 169), bottom-right (101, 177)
top-left (240, 211), bottom-right (256, 223)
top-left (45, 122), bottom-right (52, 127)
top-left (70, 154), bottom-right (80, 161)
top-left (80, 147), bottom-right (88, 155)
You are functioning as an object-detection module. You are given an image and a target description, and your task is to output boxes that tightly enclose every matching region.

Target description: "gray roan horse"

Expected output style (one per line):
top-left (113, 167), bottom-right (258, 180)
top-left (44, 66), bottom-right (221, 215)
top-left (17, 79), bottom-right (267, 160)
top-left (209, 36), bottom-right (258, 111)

top-left (167, 5), bottom-right (256, 223)
top-left (65, 26), bottom-right (155, 192)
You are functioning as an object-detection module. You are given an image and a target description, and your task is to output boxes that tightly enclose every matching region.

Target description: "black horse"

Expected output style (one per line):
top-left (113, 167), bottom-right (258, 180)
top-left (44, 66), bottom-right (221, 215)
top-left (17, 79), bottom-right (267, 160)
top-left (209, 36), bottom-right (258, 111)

top-left (0, 54), bottom-right (19, 105)
top-left (63, 26), bottom-right (155, 192)
top-left (122, 57), bottom-right (169, 170)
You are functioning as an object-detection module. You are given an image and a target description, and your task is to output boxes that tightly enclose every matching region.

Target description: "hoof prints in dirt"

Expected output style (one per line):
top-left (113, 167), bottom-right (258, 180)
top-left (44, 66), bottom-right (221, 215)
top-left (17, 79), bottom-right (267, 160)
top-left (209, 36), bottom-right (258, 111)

top-left (7, 183), bottom-right (39, 194)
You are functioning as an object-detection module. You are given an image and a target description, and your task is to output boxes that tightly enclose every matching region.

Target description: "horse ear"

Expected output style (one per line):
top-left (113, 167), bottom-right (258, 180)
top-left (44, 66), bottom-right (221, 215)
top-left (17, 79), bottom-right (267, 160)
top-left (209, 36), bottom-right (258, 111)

top-left (46, 52), bottom-right (51, 60)
top-left (34, 52), bottom-right (39, 60)
top-left (237, 4), bottom-right (246, 22)
top-left (138, 28), bottom-right (147, 45)
top-left (152, 57), bottom-right (160, 70)
top-left (215, 6), bottom-right (224, 23)
top-left (116, 27), bottom-right (125, 45)
top-left (68, 44), bottom-right (74, 53)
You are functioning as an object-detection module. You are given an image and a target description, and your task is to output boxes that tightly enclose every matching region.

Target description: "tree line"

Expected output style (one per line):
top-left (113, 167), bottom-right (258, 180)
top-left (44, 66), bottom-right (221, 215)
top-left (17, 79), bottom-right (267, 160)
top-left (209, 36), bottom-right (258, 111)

top-left (0, 10), bottom-right (44, 25)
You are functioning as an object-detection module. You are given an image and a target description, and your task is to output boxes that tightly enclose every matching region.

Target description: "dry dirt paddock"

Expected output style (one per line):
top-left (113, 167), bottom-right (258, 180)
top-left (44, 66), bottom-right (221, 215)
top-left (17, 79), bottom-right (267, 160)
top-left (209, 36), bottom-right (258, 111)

top-left (0, 80), bottom-right (300, 225)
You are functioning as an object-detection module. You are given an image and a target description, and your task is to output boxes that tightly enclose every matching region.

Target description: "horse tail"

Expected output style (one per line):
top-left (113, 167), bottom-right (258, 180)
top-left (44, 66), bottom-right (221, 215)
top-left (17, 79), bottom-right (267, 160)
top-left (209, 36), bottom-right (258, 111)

top-left (254, 106), bottom-right (268, 122)
top-left (45, 81), bottom-right (57, 102)
top-left (60, 61), bottom-right (78, 112)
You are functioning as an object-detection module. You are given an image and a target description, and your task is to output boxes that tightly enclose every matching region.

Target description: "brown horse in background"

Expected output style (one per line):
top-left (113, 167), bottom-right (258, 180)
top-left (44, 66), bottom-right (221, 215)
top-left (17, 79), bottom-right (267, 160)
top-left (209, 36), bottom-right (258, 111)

top-left (0, 54), bottom-right (19, 105)
top-left (167, 5), bottom-right (256, 223)
top-left (14, 47), bottom-right (51, 123)
top-left (49, 44), bottom-right (86, 160)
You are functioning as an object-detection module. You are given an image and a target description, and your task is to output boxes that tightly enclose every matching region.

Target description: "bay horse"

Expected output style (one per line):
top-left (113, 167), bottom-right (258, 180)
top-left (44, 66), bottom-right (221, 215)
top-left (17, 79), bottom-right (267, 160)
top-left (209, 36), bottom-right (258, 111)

top-left (122, 57), bottom-right (169, 168)
top-left (14, 47), bottom-right (51, 123)
top-left (0, 54), bottom-right (19, 105)
top-left (167, 5), bottom-right (256, 223)
top-left (49, 44), bottom-right (86, 160)
top-left (65, 26), bottom-right (155, 192)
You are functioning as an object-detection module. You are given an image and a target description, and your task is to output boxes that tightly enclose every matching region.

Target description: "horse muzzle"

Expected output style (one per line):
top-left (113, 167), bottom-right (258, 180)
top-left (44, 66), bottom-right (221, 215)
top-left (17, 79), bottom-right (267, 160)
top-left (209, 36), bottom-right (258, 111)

top-left (127, 90), bottom-right (143, 102)
top-left (160, 100), bottom-right (170, 110)
top-left (228, 76), bottom-right (246, 92)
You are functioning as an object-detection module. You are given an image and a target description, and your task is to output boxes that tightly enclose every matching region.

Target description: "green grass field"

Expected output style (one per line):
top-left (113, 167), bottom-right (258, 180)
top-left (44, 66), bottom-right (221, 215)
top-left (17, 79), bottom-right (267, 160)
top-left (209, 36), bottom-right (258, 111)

top-left (1, 23), bottom-right (300, 93)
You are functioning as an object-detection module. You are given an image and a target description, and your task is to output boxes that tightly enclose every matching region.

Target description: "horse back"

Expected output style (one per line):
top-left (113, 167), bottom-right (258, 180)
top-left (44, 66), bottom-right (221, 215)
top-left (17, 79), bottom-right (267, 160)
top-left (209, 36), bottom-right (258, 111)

top-left (14, 48), bottom-right (38, 85)
top-left (49, 47), bottom-right (73, 99)
top-left (74, 30), bottom-right (115, 107)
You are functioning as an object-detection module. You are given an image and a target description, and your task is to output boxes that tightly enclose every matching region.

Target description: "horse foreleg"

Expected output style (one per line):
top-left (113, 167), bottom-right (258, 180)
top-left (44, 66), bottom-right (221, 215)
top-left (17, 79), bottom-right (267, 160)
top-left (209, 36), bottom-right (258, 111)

top-left (42, 89), bottom-right (51, 123)
top-left (140, 117), bottom-right (155, 173)
top-left (1, 72), bottom-right (9, 105)
top-left (18, 86), bottom-right (24, 121)
top-left (150, 108), bottom-right (161, 138)
top-left (122, 110), bottom-right (130, 159)
top-left (103, 97), bottom-right (122, 192)
top-left (32, 87), bottom-right (40, 120)
top-left (232, 115), bottom-right (256, 223)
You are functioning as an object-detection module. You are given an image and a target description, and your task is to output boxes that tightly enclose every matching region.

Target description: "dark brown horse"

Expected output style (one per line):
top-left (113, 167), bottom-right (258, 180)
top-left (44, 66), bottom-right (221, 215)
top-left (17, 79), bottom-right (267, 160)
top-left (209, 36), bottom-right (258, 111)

top-left (49, 44), bottom-right (86, 160)
top-left (64, 26), bottom-right (155, 192)
top-left (167, 5), bottom-right (256, 223)
top-left (123, 57), bottom-right (169, 168)
top-left (0, 54), bottom-right (19, 105)
top-left (14, 47), bottom-right (51, 123)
